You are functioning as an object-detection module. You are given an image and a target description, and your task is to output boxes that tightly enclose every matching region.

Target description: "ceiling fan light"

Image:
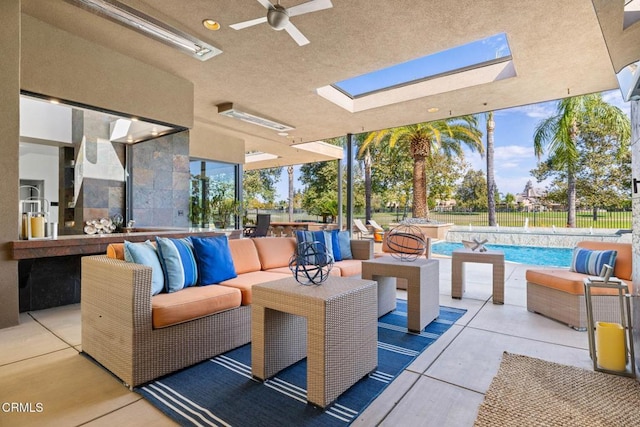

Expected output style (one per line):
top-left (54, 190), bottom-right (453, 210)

top-left (267, 6), bottom-right (289, 30)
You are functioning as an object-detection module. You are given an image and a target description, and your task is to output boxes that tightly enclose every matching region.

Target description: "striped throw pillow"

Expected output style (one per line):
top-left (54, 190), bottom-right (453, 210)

top-left (156, 237), bottom-right (198, 292)
top-left (570, 247), bottom-right (617, 276)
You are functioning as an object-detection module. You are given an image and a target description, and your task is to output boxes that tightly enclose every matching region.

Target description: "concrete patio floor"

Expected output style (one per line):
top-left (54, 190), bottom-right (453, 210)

top-left (0, 255), bottom-right (592, 426)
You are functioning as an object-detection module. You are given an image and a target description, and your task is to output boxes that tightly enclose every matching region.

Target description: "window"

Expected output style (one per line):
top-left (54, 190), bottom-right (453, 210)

top-left (189, 160), bottom-right (240, 229)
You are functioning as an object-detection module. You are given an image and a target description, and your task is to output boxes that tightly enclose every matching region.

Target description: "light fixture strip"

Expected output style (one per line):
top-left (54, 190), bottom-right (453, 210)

top-left (217, 103), bottom-right (294, 132)
top-left (66, 0), bottom-right (222, 61)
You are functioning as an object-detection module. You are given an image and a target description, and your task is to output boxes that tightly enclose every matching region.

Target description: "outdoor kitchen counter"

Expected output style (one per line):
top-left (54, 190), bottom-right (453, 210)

top-left (10, 228), bottom-right (242, 260)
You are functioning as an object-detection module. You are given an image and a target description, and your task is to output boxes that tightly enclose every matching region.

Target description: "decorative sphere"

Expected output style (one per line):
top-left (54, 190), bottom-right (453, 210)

top-left (385, 224), bottom-right (427, 262)
top-left (289, 241), bottom-right (334, 285)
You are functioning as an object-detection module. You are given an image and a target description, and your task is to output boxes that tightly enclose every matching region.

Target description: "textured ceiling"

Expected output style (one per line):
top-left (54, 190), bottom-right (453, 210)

top-left (20, 0), bottom-right (640, 168)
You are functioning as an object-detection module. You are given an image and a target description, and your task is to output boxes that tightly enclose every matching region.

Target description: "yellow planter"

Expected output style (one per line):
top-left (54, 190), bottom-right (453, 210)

top-left (596, 321), bottom-right (626, 371)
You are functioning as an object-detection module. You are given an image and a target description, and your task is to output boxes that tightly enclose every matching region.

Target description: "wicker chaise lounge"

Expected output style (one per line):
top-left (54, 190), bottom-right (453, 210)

top-left (525, 241), bottom-right (632, 330)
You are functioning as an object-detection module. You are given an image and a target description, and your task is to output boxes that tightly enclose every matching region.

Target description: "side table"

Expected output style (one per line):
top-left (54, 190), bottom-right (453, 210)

top-left (251, 276), bottom-right (378, 408)
top-left (451, 248), bottom-right (505, 304)
top-left (361, 257), bottom-right (440, 332)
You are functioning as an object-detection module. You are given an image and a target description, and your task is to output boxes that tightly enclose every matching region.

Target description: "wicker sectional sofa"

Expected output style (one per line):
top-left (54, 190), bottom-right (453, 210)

top-left (81, 236), bottom-right (372, 388)
top-left (525, 241), bottom-right (633, 330)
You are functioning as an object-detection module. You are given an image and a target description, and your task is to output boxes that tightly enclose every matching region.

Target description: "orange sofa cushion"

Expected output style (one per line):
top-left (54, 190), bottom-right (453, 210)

top-left (251, 237), bottom-right (297, 270)
top-left (228, 238), bottom-right (262, 274)
top-left (526, 269), bottom-right (632, 295)
top-left (219, 271), bottom-right (291, 305)
top-left (334, 259), bottom-right (363, 277)
top-left (106, 243), bottom-right (125, 260)
top-left (151, 285), bottom-right (241, 328)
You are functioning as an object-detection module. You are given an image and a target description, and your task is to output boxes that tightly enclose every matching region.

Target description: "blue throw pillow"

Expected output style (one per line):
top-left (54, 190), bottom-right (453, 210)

top-left (123, 240), bottom-right (165, 296)
top-left (295, 230), bottom-right (334, 264)
top-left (330, 229), bottom-right (342, 261)
top-left (570, 247), bottom-right (617, 276)
top-left (337, 230), bottom-right (353, 260)
top-left (156, 237), bottom-right (198, 293)
top-left (190, 236), bottom-right (237, 285)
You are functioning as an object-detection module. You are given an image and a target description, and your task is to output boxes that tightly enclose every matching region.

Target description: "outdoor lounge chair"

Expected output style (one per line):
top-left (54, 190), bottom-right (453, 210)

top-left (368, 219), bottom-right (385, 232)
top-left (368, 219), bottom-right (386, 242)
top-left (353, 219), bottom-right (373, 239)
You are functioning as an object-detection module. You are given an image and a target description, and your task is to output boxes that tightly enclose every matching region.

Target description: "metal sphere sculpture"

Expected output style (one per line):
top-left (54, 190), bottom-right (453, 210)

top-left (385, 223), bottom-right (427, 262)
top-left (289, 241), bottom-right (334, 285)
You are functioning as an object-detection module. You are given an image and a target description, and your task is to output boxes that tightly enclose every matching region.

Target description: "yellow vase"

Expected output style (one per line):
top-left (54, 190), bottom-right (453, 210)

top-left (596, 321), bottom-right (626, 371)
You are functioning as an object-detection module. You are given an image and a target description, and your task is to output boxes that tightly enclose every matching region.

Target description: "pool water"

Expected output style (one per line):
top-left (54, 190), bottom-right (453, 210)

top-left (432, 242), bottom-right (573, 267)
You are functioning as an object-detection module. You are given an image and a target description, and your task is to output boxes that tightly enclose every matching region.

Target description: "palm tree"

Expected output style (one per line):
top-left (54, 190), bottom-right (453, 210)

top-left (360, 116), bottom-right (483, 218)
top-left (533, 94), bottom-right (630, 227)
top-left (287, 165), bottom-right (294, 221)
top-left (486, 111), bottom-right (497, 226)
top-left (354, 133), bottom-right (374, 223)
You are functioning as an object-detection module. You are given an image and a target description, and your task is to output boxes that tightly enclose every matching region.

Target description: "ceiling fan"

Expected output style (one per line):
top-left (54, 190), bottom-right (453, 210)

top-left (230, 0), bottom-right (333, 46)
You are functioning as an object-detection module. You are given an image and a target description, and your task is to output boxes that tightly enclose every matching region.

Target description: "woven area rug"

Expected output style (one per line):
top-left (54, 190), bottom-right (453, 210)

top-left (136, 301), bottom-right (465, 426)
top-left (475, 352), bottom-right (640, 427)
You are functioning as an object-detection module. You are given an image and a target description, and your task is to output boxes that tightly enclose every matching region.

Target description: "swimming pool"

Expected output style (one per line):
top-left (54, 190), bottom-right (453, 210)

top-left (432, 242), bottom-right (572, 267)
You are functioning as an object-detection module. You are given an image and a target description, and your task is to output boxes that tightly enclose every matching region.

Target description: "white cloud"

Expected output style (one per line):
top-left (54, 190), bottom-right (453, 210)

top-left (494, 145), bottom-right (534, 166)
top-left (496, 101), bottom-right (556, 119)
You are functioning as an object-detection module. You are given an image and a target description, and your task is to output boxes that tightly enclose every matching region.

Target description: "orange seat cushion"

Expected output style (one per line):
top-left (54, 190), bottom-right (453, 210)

top-left (152, 285), bottom-right (241, 328)
top-left (228, 239), bottom-right (262, 274)
top-left (526, 268), bottom-right (633, 296)
top-left (219, 271), bottom-right (291, 305)
top-left (334, 259), bottom-right (363, 277)
top-left (251, 237), bottom-right (297, 270)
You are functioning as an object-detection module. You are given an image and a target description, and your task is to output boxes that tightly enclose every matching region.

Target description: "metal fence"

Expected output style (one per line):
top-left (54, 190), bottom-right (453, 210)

top-left (246, 208), bottom-right (632, 230)
top-left (368, 208), bottom-right (632, 230)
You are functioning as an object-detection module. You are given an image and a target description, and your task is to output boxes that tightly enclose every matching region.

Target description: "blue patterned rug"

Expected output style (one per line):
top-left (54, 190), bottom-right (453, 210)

top-left (136, 301), bottom-right (466, 426)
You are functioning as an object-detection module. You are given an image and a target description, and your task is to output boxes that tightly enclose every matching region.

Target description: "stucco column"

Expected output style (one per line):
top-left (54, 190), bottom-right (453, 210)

top-left (631, 100), bottom-right (640, 373)
top-left (0, 0), bottom-right (21, 328)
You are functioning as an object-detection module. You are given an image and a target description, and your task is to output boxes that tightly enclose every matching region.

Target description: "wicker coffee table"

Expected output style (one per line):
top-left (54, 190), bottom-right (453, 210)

top-left (361, 257), bottom-right (440, 332)
top-left (251, 276), bottom-right (378, 408)
top-left (451, 248), bottom-right (505, 304)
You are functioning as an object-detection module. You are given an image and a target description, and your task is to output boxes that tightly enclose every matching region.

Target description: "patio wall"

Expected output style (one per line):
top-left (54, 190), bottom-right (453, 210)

top-left (446, 226), bottom-right (632, 248)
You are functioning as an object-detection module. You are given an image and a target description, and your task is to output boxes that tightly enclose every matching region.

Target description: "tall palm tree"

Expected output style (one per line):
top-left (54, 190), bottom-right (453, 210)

top-left (486, 111), bottom-right (497, 226)
top-left (287, 165), bottom-right (294, 222)
top-left (360, 116), bottom-right (483, 218)
top-left (533, 94), bottom-right (630, 227)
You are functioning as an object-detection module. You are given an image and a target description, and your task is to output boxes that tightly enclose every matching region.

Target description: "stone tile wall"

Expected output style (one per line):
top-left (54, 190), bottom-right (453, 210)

top-left (129, 131), bottom-right (190, 228)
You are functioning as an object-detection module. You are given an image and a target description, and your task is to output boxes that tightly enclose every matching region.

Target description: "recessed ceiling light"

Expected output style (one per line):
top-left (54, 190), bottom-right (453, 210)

top-left (50, 99), bottom-right (60, 104)
top-left (427, 107), bottom-right (439, 113)
top-left (278, 132), bottom-right (289, 136)
top-left (202, 19), bottom-right (220, 31)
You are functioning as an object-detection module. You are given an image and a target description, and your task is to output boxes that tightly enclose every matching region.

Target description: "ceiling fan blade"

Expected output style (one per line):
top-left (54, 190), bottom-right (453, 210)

top-left (230, 16), bottom-right (268, 30)
top-left (256, 0), bottom-right (274, 10)
top-left (288, 0), bottom-right (333, 17)
top-left (285, 23), bottom-right (310, 46)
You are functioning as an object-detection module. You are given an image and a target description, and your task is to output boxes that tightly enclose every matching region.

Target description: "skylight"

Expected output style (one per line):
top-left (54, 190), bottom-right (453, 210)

top-left (333, 33), bottom-right (511, 98)
top-left (624, 0), bottom-right (640, 29)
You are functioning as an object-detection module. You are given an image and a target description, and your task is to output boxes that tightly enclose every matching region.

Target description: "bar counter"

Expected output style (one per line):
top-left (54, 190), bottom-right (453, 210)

top-left (13, 228), bottom-right (242, 312)
top-left (11, 228), bottom-right (242, 260)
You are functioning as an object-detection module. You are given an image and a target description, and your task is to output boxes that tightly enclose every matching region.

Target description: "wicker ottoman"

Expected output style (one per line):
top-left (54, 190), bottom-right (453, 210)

top-left (251, 276), bottom-right (378, 408)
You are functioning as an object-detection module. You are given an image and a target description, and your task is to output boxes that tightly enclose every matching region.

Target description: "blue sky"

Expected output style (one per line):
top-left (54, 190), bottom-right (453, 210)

top-left (463, 89), bottom-right (630, 197)
top-left (274, 89), bottom-right (630, 201)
